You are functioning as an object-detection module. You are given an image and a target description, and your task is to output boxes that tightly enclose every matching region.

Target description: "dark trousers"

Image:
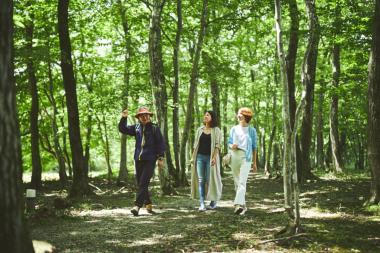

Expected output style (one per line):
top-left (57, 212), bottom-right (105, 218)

top-left (134, 160), bottom-right (155, 207)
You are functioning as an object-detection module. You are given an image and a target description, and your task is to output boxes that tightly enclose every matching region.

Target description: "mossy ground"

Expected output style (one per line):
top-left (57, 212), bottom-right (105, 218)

top-left (26, 169), bottom-right (380, 252)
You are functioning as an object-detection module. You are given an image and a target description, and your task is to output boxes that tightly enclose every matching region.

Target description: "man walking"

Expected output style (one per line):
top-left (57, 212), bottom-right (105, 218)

top-left (119, 106), bottom-right (165, 216)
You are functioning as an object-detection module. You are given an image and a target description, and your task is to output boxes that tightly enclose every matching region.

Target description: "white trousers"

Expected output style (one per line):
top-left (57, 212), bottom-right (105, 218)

top-left (231, 150), bottom-right (251, 206)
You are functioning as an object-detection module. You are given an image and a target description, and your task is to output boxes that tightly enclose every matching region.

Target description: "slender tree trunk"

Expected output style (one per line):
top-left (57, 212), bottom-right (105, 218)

top-left (285, 0), bottom-right (304, 182)
top-left (265, 125), bottom-right (276, 177)
top-left (47, 41), bottom-right (68, 187)
top-left (60, 115), bottom-right (72, 177)
top-left (179, 0), bottom-right (208, 186)
top-left (148, 0), bottom-right (175, 195)
top-left (25, 10), bottom-right (43, 190)
top-left (330, 6), bottom-right (345, 173)
top-left (367, 1), bottom-right (380, 200)
top-left (0, 0), bottom-right (34, 249)
top-left (172, 0), bottom-right (183, 186)
top-left (275, 0), bottom-right (296, 235)
top-left (118, 2), bottom-right (131, 185)
top-left (273, 143), bottom-right (280, 176)
top-left (104, 117), bottom-right (112, 184)
top-left (58, 0), bottom-right (91, 197)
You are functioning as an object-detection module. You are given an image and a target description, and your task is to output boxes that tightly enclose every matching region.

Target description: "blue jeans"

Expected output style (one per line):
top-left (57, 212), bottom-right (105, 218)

top-left (197, 154), bottom-right (210, 204)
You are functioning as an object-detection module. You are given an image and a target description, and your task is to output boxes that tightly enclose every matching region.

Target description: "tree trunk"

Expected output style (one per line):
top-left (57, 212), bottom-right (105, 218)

top-left (58, 0), bottom-right (91, 197)
top-left (117, 2), bottom-right (131, 186)
top-left (148, 0), bottom-right (175, 195)
top-left (273, 143), bottom-right (281, 176)
top-left (285, 0), bottom-right (304, 183)
top-left (265, 125), bottom-right (276, 177)
top-left (0, 0), bottom-right (34, 249)
top-left (179, 0), bottom-right (208, 186)
top-left (172, 0), bottom-right (183, 187)
top-left (25, 10), bottom-right (43, 191)
top-left (47, 40), bottom-right (68, 187)
top-left (329, 7), bottom-right (345, 173)
top-left (367, 0), bottom-right (380, 201)
top-left (367, 0), bottom-right (380, 202)
top-left (300, 6), bottom-right (320, 174)
top-left (275, 0), bottom-right (296, 235)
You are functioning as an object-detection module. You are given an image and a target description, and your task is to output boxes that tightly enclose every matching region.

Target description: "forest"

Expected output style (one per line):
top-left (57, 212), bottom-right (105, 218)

top-left (1, 0), bottom-right (380, 252)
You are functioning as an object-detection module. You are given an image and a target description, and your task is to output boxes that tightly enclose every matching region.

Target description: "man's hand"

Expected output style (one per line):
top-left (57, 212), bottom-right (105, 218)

top-left (252, 164), bottom-right (257, 173)
top-left (158, 160), bottom-right (164, 169)
top-left (122, 109), bottom-right (128, 118)
top-left (190, 157), bottom-right (194, 165)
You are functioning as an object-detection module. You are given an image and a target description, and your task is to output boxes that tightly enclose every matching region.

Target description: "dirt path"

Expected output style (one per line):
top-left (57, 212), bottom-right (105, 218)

top-left (28, 171), bottom-right (380, 252)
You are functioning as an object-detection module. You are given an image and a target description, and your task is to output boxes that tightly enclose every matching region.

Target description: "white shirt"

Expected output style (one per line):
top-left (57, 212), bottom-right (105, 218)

top-left (233, 126), bottom-right (249, 151)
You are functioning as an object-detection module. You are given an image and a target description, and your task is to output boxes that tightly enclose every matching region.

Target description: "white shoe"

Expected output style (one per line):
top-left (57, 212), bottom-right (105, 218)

top-left (234, 206), bottom-right (243, 215)
top-left (240, 207), bottom-right (247, 215)
top-left (199, 204), bottom-right (206, 212)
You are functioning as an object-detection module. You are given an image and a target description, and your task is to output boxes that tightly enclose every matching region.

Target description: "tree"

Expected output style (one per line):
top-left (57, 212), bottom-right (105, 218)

top-left (366, 0), bottom-right (380, 205)
top-left (58, 0), bottom-right (92, 197)
top-left (0, 0), bottom-right (34, 250)
top-left (25, 3), bottom-right (43, 190)
top-left (179, 0), bottom-right (208, 186)
top-left (300, 1), bottom-right (320, 176)
top-left (117, 0), bottom-right (131, 186)
top-left (148, 0), bottom-right (175, 195)
top-left (329, 4), bottom-right (346, 174)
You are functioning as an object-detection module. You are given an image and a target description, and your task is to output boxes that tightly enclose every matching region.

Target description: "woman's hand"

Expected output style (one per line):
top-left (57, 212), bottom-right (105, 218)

top-left (230, 144), bottom-right (238, 150)
top-left (122, 109), bottom-right (128, 118)
top-left (211, 157), bottom-right (216, 166)
top-left (252, 164), bottom-right (257, 173)
top-left (190, 157), bottom-right (194, 165)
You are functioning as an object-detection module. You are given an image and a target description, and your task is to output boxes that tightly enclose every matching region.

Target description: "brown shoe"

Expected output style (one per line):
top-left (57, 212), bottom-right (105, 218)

top-left (131, 206), bottom-right (140, 216)
top-left (146, 204), bottom-right (153, 213)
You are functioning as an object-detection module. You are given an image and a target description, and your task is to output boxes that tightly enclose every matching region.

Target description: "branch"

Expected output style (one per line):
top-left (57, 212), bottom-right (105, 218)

top-left (39, 133), bottom-right (57, 159)
top-left (138, 0), bottom-right (152, 12)
top-left (259, 233), bottom-right (308, 244)
top-left (160, 26), bottom-right (174, 45)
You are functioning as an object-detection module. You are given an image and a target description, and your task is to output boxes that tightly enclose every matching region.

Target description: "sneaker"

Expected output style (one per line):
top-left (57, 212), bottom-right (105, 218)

top-left (146, 204), bottom-right (153, 213)
top-left (234, 205), bottom-right (243, 215)
top-left (208, 201), bottom-right (217, 210)
top-left (199, 204), bottom-right (206, 212)
top-left (131, 206), bottom-right (140, 216)
top-left (240, 206), bottom-right (247, 215)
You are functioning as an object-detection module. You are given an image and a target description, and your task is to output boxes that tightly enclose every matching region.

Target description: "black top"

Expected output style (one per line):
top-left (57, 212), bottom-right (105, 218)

top-left (198, 132), bottom-right (211, 155)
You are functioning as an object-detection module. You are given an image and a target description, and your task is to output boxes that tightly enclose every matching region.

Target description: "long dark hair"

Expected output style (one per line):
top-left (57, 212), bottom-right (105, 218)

top-left (205, 110), bottom-right (218, 128)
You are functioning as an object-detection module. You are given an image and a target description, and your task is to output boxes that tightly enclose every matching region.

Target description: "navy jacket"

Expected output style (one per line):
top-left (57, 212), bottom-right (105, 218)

top-left (118, 117), bottom-right (165, 161)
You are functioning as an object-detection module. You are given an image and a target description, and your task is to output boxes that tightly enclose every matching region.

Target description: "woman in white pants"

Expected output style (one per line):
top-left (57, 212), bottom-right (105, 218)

top-left (227, 107), bottom-right (258, 215)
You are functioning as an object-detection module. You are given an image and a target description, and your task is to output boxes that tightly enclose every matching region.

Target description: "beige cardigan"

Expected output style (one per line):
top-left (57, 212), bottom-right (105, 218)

top-left (191, 126), bottom-right (223, 201)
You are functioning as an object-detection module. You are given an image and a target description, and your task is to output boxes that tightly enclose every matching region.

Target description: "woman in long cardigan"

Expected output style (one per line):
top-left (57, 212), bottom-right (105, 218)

top-left (190, 111), bottom-right (223, 212)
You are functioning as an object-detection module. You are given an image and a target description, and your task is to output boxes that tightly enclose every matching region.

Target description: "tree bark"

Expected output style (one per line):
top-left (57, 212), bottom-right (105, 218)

top-left (58, 0), bottom-right (91, 197)
top-left (275, 0), bottom-right (296, 234)
top-left (265, 125), bottom-right (276, 177)
top-left (47, 40), bottom-right (68, 187)
top-left (148, 0), bottom-right (175, 195)
top-left (172, 0), bottom-right (183, 187)
top-left (25, 8), bottom-right (43, 191)
top-left (179, 0), bottom-right (208, 186)
top-left (285, 0), bottom-right (304, 182)
top-left (300, 4), bottom-right (320, 174)
top-left (0, 0), bottom-right (34, 250)
top-left (330, 6), bottom-right (345, 173)
top-left (118, 2), bottom-right (131, 185)
top-left (367, 0), bottom-right (380, 204)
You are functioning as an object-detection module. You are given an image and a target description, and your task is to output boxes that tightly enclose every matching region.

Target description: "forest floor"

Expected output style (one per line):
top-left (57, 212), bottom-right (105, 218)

top-left (26, 168), bottom-right (380, 253)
